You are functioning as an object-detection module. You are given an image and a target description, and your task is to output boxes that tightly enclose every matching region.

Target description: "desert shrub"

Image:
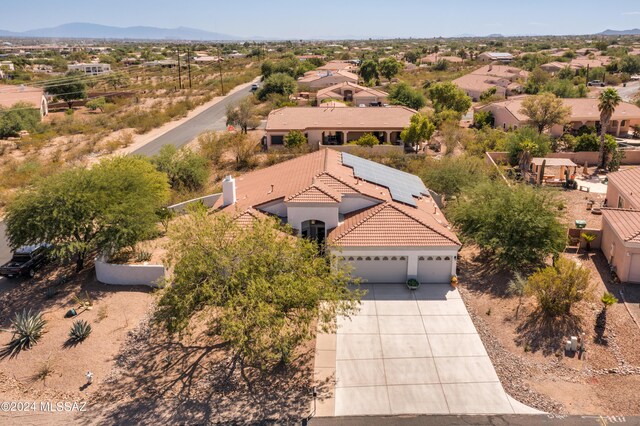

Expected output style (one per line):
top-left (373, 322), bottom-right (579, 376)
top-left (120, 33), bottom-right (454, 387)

top-left (601, 292), bottom-right (618, 309)
top-left (2, 309), bottom-right (47, 357)
top-left (0, 102), bottom-right (42, 138)
top-left (151, 144), bottom-right (209, 192)
top-left (353, 133), bottom-right (379, 147)
top-left (525, 257), bottom-right (593, 316)
top-left (198, 131), bottom-right (227, 165)
top-left (284, 130), bottom-right (307, 149)
top-left (473, 110), bottom-right (494, 129)
top-left (505, 126), bottom-right (551, 164)
top-left (68, 320), bottom-right (92, 342)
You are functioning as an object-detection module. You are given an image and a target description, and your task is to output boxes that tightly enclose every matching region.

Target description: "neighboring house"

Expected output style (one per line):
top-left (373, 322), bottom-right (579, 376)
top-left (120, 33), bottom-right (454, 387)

top-left (143, 59), bottom-right (179, 68)
top-left (419, 54), bottom-right (463, 65)
top-left (452, 65), bottom-right (528, 101)
top-left (298, 69), bottom-right (359, 89)
top-left (569, 57), bottom-right (611, 69)
top-left (193, 55), bottom-right (221, 63)
top-left (212, 149), bottom-right (461, 284)
top-left (0, 84), bottom-right (48, 118)
top-left (602, 168), bottom-right (640, 283)
top-left (67, 62), bottom-right (112, 75)
top-left (316, 82), bottom-right (388, 106)
top-left (316, 60), bottom-right (357, 72)
top-left (265, 106), bottom-right (416, 149)
top-left (540, 61), bottom-right (574, 74)
top-left (476, 52), bottom-right (514, 63)
top-left (477, 95), bottom-right (640, 137)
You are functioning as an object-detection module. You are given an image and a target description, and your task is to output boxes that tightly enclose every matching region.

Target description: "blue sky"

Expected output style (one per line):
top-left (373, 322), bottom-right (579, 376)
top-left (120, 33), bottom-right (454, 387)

top-left (2, 0), bottom-right (640, 39)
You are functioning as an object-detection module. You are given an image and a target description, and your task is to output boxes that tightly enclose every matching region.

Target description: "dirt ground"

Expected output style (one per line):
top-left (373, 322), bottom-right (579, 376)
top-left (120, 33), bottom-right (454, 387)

top-left (0, 265), bottom-right (154, 424)
top-left (458, 245), bottom-right (640, 416)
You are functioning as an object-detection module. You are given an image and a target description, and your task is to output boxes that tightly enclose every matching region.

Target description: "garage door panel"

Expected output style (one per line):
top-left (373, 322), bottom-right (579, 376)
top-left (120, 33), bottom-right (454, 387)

top-left (418, 256), bottom-right (452, 284)
top-left (347, 256), bottom-right (408, 284)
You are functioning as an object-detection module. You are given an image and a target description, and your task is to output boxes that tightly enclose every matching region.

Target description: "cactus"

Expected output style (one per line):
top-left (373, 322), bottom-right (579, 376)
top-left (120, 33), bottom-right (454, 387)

top-left (68, 320), bottom-right (92, 342)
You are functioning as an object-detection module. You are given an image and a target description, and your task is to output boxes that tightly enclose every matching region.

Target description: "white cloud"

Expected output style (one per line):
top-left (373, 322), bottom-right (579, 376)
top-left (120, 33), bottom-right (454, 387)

top-left (622, 11), bottom-right (640, 15)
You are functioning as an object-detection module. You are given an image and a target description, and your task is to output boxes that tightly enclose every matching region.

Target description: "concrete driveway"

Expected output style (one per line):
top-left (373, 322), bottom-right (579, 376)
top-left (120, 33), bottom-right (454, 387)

top-left (314, 284), bottom-right (540, 417)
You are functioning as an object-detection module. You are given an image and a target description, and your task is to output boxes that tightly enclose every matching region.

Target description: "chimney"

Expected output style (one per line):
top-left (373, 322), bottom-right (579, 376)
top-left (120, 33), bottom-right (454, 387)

top-left (222, 175), bottom-right (236, 206)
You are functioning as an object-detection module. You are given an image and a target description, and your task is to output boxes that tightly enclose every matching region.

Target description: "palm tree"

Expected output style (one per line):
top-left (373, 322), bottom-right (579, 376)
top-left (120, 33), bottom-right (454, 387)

top-left (597, 88), bottom-right (622, 170)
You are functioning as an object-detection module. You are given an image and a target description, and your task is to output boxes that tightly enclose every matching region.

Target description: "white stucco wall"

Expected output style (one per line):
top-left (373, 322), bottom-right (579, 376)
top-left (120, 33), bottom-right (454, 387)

top-left (95, 256), bottom-right (165, 287)
top-left (286, 204), bottom-right (339, 232)
top-left (338, 194), bottom-right (381, 215)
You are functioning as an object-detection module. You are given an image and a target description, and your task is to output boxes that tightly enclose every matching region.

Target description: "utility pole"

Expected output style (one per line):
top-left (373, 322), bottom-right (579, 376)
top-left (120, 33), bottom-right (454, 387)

top-left (177, 46), bottom-right (183, 90)
top-left (217, 45), bottom-right (224, 94)
top-left (186, 47), bottom-right (192, 89)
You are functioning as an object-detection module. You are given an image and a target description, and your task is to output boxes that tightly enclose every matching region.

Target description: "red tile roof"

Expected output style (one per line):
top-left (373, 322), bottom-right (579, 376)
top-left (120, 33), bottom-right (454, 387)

top-left (286, 182), bottom-right (341, 203)
top-left (602, 208), bottom-right (640, 243)
top-left (328, 203), bottom-right (460, 247)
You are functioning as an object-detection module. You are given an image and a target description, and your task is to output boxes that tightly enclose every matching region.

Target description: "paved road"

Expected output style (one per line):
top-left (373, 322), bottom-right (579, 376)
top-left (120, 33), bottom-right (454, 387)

top-left (131, 84), bottom-right (256, 157)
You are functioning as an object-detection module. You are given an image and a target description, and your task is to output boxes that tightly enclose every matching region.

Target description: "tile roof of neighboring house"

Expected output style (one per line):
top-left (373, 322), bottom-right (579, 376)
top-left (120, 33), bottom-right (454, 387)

top-left (328, 202), bottom-right (459, 247)
top-left (480, 52), bottom-right (514, 59)
top-left (452, 74), bottom-right (508, 94)
top-left (212, 148), bottom-right (459, 247)
top-left (419, 54), bottom-right (463, 63)
top-left (608, 168), bottom-right (640, 210)
top-left (285, 182), bottom-right (341, 203)
top-left (316, 81), bottom-right (388, 99)
top-left (470, 65), bottom-right (529, 80)
top-left (317, 61), bottom-right (355, 71)
top-left (298, 69), bottom-right (359, 83)
top-left (602, 208), bottom-right (640, 244)
top-left (265, 106), bottom-right (416, 131)
top-left (479, 96), bottom-right (640, 123)
top-left (0, 84), bottom-right (44, 109)
top-left (540, 61), bottom-right (572, 71)
top-left (234, 208), bottom-right (270, 226)
top-left (569, 58), bottom-right (611, 68)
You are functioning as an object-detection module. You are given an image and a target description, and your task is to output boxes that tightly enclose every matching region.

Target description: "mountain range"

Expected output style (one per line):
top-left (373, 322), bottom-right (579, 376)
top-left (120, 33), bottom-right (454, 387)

top-left (598, 28), bottom-right (640, 36)
top-left (1, 23), bottom-right (640, 41)
top-left (0, 23), bottom-right (242, 41)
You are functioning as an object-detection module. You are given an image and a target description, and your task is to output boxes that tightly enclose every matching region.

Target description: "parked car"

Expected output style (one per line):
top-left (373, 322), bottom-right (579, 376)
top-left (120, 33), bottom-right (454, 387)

top-left (587, 80), bottom-right (605, 87)
top-left (250, 83), bottom-right (260, 92)
top-left (0, 244), bottom-right (51, 279)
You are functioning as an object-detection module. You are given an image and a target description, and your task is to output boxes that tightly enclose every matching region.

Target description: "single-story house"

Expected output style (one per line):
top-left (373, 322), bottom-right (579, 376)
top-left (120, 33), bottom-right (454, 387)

top-left (419, 54), bottom-right (463, 65)
top-left (298, 70), bottom-right (359, 89)
top-left (477, 52), bottom-right (514, 63)
top-left (316, 82), bottom-right (388, 106)
top-left (477, 95), bottom-right (640, 137)
top-left (601, 167), bottom-right (640, 283)
top-left (212, 148), bottom-right (461, 284)
top-left (316, 60), bottom-right (357, 72)
top-left (569, 57), bottom-right (611, 69)
top-left (0, 84), bottom-right (48, 118)
top-left (540, 61), bottom-right (574, 74)
top-left (452, 65), bottom-right (528, 101)
top-left (67, 62), bottom-right (111, 75)
top-left (265, 106), bottom-right (416, 149)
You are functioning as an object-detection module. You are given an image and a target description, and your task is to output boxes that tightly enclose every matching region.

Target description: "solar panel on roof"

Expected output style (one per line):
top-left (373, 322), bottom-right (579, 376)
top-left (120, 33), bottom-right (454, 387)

top-left (341, 152), bottom-right (428, 207)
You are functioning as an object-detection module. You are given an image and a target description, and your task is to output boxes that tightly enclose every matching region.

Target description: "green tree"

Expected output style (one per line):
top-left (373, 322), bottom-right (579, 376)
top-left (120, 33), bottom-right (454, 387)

top-left (5, 156), bottom-right (169, 271)
top-left (428, 82), bottom-right (472, 114)
top-left (620, 55), bottom-right (640, 75)
top-left (256, 72), bottom-right (297, 101)
top-left (505, 126), bottom-right (551, 164)
top-left (400, 114), bottom-right (436, 149)
top-left (105, 73), bottom-right (130, 90)
top-left (359, 59), bottom-right (379, 85)
top-left (284, 130), bottom-right (307, 149)
top-left (404, 51), bottom-right (419, 64)
top-left (479, 87), bottom-right (497, 102)
top-left (85, 97), bottom-right (107, 112)
top-left (44, 71), bottom-right (87, 109)
top-left (388, 82), bottom-right (426, 110)
top-left (379, 57), bottom-right (403, 81)
top-left (525, 257), bottom-right (593, 316)
top-left (473, 110), bottom-right (494, 129)
top-left (155, 211), bottom-right (361, 367)
top-left (151, 145), bottom-right (209, 192)
top-left (466, 126), bottom-right (508, 157)
top-left (260, 60), bottom-right (274, 79)
top-left (519, 92), bottom-right (571, 133)
top-left (449, 181), bottom-right (566, 269)
top-left (0, 102), bottom-right (41, 138)
top-left (597, 88), bottom-right (622, 169)
top-left (226, 97), bottom-right (260, 133)
top-left (414, 155), bottom-right (488, 198)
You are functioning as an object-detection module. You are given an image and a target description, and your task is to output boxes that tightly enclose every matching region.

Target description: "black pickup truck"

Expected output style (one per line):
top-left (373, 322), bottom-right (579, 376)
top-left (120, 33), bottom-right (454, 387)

top-left (0, 244), bottom-right (50, 279)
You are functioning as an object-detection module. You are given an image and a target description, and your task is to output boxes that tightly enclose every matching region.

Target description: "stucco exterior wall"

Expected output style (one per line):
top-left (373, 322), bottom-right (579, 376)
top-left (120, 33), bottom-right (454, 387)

top-left (286, 204), bottom-right (339, 232)
top-left (95, 257), bottom-right (165, 287)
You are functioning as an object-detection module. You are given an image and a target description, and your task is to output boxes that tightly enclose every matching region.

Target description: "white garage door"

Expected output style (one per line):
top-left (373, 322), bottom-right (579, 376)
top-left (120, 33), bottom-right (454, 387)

top-left (629, 254), bottom-right (640, 283)
top-left (347, 256), bottom-right (408, 284)
top-left (417, 256), bottom-right (452, 284)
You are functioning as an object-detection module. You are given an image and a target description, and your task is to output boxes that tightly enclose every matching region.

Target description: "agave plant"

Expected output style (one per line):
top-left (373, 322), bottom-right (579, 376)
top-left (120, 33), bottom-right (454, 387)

top-left (68, 320), bottom-right (92, 342)
top-left (2, 309), bottom-right (46, 357)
